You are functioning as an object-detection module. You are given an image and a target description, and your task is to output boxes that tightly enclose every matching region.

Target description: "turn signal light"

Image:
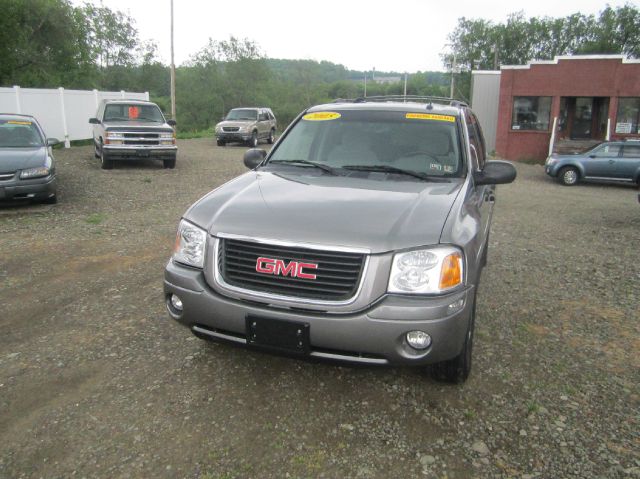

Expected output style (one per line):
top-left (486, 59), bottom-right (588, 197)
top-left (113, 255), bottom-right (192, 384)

top-left (439, 253), bottom-right (463, 290)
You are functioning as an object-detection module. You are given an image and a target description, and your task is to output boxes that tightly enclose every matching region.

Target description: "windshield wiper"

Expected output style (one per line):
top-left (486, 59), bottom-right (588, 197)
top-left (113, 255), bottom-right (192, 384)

top-left (342, 164), bottom-right (450, 182)
top-left (269, 160), bottom-right (338, 175)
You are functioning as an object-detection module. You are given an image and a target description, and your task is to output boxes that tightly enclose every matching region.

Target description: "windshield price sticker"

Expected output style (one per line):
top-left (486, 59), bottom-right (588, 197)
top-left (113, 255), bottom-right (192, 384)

top-left (406, 113), bottom-right (455, 122)
top-left (303, 112), bottom-right (341, 121)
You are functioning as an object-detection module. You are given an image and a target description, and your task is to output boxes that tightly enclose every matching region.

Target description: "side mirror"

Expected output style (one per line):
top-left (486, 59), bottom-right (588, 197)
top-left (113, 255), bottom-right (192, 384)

top-left (46, 138), bottom-right (60, 147)
top-left (474, 160), bottom-right (517, 186)
top-left (244, 148), bottom-right (267, 169)
top-left (167, 119), bottom-right (177, 126)
top-left (89, 117), bottom-right (100, 124)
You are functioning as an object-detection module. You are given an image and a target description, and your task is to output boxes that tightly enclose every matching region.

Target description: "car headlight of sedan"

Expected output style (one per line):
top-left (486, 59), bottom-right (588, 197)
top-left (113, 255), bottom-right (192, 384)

top-left (545, 156), bottom-right (558, 166)
top-left (173, 220), bottom-right (207, 268)
top-left (388, 246), bottom-right (464, 294)
top-left (20, 166), bottom-right (51, 179)
top-left (105, 131), bottom-right (124, 145)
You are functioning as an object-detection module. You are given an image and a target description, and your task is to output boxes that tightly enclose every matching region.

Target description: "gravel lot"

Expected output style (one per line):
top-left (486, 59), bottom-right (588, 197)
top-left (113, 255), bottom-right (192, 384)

top-left (0, 138), bottom-right (638, 479)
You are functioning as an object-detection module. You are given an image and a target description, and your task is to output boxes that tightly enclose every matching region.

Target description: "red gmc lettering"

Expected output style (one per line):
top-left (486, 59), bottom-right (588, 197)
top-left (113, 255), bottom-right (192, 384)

top-left (255, 257), bottom-right (318, 280)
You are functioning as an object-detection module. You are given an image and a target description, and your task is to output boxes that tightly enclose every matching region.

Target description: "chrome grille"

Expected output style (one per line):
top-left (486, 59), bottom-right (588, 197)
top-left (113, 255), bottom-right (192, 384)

top-left (0, 172), bottom-right (15, 181)
top-left (223, 127), bottom-right (240, 132)
top-left (219, 238), bottom-right (366, 301)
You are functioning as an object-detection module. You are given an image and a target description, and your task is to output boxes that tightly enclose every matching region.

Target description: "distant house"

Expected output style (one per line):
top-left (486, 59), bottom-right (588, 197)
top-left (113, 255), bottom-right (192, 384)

top-left (471, 55), bottom-right (640, 161)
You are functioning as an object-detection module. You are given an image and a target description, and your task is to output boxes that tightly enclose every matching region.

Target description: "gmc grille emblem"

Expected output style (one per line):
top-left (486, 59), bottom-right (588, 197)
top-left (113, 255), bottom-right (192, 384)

top-left (255, 257), bottom-right (318, 280)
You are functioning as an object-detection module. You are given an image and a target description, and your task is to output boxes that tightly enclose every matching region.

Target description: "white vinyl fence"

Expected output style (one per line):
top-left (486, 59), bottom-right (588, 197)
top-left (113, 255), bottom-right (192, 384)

top-left (0, 86), bottom-right (149, 147)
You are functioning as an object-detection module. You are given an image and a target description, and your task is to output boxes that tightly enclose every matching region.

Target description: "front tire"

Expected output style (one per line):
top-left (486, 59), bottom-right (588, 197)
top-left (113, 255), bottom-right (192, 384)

top-left (216, 139), bottom-right (226, 147)
top-left (163, 157), bottom-right (176, 169)
top-left (267, 129), bottom-right (275, 144)
top-left (248, 131), bottom-right (258, 148)
top-left (100, 141), bottom-right (113, 170)
top-left (431, 292), bottom-right (476, 384)
top-left (558, 166), bottom-right (579, 186)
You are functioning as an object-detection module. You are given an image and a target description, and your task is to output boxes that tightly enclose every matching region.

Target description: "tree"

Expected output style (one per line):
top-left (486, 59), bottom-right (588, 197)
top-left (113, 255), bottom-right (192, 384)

top-left (0, 0), bottom-right (93, 87)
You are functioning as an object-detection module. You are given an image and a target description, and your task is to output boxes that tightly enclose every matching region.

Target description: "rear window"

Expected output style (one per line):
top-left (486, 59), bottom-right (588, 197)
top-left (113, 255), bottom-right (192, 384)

top-left (269, 109), bottom-right (463, 177)
top-left (0, 120), bottom-right (44, 148)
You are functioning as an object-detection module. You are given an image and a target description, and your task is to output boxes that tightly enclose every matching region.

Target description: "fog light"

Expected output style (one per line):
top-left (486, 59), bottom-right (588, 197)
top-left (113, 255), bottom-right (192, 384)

top-left (406, 331), bottom-right (431, 350)
top-left (170, 294), bottom-right (183, 311)
top-left (447, 298), bottom-right (465, 314)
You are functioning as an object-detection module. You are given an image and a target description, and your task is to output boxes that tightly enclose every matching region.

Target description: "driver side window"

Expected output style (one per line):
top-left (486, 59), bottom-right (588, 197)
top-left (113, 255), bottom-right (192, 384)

top-left (592, 144), bottom-right (621, 157)
top-left (465, 110), bottom-right (486, 170)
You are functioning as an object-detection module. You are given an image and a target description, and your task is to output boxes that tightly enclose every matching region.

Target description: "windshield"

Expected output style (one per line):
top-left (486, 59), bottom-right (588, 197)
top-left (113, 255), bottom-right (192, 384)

top-left (226, 109), bottom-right (258, 121)
top-left (268, 109), bottom-right (463, 177)
top-left (104, 104), bottom-right (165, 122)
top-left (0, 120), bottom-right (44, 148)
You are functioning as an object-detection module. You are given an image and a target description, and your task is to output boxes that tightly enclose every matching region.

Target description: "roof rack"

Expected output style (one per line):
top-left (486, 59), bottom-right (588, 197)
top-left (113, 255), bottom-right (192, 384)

top-left (332, 95), bottom-right (468, 108)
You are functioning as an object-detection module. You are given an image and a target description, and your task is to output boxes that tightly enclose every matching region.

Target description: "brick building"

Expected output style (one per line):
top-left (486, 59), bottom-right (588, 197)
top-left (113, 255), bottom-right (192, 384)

top-left (472, 55), bottom-right (640, 161)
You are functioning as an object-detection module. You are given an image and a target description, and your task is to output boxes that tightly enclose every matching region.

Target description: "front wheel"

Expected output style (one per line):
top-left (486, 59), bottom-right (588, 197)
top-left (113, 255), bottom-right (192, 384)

top-left (216, 139), bottom-right (225, 147)
top-left (248, 131), bottom-right (258, 148)
top-left (100, 142), bottom-right (113, 170)
top-left (163, 157), bottom-right (176, 169)
top-left (431, 292), bottom-right (476, 384)
top-left (267, 129), bottom-right (275, 144)
top-left (558, 166), bottom-right (579, 186)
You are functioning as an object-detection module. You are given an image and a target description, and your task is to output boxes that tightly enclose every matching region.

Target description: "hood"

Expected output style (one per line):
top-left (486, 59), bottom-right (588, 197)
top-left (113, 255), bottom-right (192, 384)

top-left (0, 147), bottom-right (48, 172)
top-left (185, 171), bottom-right (463, 254)
top-left (216, 120), bottom-right (256, 128)
top-left (104, 121), bottom-right (173, 132)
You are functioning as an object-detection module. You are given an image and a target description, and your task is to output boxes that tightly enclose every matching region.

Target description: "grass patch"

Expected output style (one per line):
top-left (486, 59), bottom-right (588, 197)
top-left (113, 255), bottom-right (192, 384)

top-left (85, 213), bottom-right (106, 224)
top-left (176, 128), bottom-right (213, 140)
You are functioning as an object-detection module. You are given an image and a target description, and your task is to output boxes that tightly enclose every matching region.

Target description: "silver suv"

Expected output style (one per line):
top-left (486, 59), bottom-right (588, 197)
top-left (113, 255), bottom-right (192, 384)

top-left (165, 96), bottom-right (516, 383)
top-left (215, 107), bottom-right (276, 147)
top-left (89, 100), bottom-right (177, 169)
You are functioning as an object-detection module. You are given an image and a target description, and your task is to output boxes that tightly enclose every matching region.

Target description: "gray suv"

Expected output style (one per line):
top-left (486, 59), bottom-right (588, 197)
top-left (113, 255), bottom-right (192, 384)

top-left (215, 108), bottom-right (276, 147)
top-left (165, 96), bottom-right (516, 383)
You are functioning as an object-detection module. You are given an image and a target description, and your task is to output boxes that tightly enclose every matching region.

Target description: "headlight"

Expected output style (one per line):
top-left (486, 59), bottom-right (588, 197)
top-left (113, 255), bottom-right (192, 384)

top-left (105, 131), bottom-right (124, 145)
top-left (545, 156), bottom-right (558, 166)
top-left (173, 220), bottom-right (207, 268)
top-left (239, 125), bottom-right (249, 132)
top-left (388, 246), bottom-right (464, 294)
top-left (20, 166), bottom-right (50, 179)
top-left (159, 132), bottom-right (175, 145)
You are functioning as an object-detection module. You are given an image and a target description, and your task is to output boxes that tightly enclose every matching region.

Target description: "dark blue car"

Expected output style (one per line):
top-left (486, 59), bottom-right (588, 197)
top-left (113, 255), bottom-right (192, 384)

top-left (545, 140), bottom-right (640, 186)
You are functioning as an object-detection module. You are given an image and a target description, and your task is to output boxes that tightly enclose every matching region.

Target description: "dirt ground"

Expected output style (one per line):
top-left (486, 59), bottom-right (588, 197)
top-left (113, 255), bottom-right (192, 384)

top-left (0, 138), bottom-right (638, 479)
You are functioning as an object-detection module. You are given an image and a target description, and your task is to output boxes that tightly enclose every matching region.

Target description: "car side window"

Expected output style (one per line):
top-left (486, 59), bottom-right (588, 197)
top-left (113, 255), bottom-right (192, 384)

top-left (465, 110), bottom-right (486, 170)
top-left (592, 145), bottom-right (621, 157)
top-left (259, 112), bottom-right (269, 121)
top-left (622, 144), bottom-right (640, 158)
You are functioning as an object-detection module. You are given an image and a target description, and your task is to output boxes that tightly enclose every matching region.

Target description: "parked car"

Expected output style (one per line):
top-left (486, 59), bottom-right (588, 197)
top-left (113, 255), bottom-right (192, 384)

top-left (89, 99), bottom-right (177, 170)
top-left (215, 107), bottom-right (276, 147)
top-left (0, 113), bottom-right (58, 204)
top-left (545, 140), bottom-right (640, 186)
top-left (165, 96), bottom-right (516, 383)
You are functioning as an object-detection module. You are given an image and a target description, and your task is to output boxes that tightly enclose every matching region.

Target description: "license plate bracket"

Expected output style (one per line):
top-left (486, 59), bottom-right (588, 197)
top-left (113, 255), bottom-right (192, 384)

top-left (246, 316), bottom-right (310, 355)
top-left (136, 150), bottom-right (150, 157)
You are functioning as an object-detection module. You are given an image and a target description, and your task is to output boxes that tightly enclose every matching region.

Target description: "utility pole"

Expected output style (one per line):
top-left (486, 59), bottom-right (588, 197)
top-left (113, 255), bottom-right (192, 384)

top-left (403, 72), bottom-right (407, 101)
top-left (449, 53), bottom-right (456, 98)
top-left (170, 0), bottom-right (176, 122)
top-left (493, 42), bottom-right (499, 70)
top-left (364, 71), bottom-right (367, 97)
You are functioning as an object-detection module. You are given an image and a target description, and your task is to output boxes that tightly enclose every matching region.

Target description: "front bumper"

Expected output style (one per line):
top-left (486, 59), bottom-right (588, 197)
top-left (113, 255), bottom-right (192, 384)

top-left (163, 260), bottom-right (473, 366)
top-left (0, 175), bottom-right (56, 201)
top-left (216, 132), bottom-right (252, 142)
top-left (103, 145), bottom-right (177, 161)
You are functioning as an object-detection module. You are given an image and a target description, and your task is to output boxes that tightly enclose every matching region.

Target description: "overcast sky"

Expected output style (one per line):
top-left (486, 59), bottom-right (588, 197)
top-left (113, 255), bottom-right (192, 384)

top-left (79, 0), bottom-right (633, 72)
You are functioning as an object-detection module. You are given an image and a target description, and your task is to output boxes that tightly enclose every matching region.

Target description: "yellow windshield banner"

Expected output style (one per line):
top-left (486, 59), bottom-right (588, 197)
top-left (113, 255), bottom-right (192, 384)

top-left (406, 113), bottom-right (455, 122)
top-left (303, 112), bottom-right (341, 121)
top-left (7, 120), bottom-right (32, 125)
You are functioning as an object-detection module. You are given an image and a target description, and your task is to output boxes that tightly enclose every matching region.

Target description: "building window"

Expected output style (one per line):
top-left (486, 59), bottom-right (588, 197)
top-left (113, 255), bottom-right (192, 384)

top-left (511, 97), bottom-right (552, 131)
top-left (615, 98), bottom-right (640, 134)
